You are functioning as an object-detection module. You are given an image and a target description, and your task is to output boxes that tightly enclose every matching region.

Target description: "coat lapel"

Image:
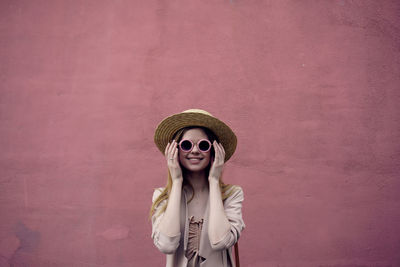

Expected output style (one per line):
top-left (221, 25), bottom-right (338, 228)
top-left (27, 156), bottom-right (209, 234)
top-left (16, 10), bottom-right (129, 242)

top-left (182, 188), bottom-right (189, 252)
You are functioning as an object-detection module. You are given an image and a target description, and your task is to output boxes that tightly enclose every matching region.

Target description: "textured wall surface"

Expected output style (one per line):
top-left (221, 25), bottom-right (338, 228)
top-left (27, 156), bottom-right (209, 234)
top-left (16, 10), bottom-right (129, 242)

top-left (1, 0), bottom-right (400, 266)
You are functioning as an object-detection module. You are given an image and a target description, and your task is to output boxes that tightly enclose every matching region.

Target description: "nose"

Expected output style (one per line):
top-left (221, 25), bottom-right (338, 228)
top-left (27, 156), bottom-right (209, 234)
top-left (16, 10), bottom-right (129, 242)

top-left (191, 144), bottom-right (200, 153)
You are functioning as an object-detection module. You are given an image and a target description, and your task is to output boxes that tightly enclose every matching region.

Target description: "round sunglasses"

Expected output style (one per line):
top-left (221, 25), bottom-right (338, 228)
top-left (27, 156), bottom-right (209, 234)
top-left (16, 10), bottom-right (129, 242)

top-left (178, 139), bottom-right (212, 153)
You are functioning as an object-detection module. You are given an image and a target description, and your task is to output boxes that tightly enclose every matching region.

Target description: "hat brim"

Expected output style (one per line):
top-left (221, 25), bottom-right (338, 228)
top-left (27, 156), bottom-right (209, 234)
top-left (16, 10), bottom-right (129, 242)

top-left (154, 112), bottom-right (237, 162)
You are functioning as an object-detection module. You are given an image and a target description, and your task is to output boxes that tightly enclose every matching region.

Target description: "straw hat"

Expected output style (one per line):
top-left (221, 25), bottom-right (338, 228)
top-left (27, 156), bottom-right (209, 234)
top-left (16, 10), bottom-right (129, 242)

top-left (154, 109), bottom-right (237, 162)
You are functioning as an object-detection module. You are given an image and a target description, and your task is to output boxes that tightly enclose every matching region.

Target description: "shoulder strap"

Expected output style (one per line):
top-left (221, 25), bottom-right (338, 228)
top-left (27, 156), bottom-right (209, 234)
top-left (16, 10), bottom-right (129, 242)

top-left (234, 241), bottom-right (240, 267)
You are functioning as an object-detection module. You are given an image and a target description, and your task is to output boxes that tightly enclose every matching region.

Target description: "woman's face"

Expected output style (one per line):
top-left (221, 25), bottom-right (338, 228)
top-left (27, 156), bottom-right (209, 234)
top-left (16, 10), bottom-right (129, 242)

top-left (178, 128), bottom-right (211, 173)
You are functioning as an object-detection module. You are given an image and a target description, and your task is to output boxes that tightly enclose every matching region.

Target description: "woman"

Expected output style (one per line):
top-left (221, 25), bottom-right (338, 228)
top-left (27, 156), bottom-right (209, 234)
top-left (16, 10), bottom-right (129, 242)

top-left (150, 109), bottom-right (245, 267)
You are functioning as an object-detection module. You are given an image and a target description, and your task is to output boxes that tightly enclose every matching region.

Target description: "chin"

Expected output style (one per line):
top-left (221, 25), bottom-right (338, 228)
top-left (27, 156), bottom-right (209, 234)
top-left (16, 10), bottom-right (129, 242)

top-left (184, 165), bottom-right (206, 172)
top-left (188, 166), bottom-right (207, 172)
top-left (182, 161), bottom-right (210, 173)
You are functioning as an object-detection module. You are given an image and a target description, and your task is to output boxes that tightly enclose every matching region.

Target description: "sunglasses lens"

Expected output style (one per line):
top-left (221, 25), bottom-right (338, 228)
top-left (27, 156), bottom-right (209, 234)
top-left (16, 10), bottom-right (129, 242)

top-left (180, 140), bottom-right (192, 151)
top-left (198, 140), bottom-right (211, 152)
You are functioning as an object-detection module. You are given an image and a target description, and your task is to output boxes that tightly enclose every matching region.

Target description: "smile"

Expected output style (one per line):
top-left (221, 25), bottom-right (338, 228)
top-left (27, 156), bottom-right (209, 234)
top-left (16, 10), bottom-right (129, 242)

top-left (188, 158), bottom-right (203, 163)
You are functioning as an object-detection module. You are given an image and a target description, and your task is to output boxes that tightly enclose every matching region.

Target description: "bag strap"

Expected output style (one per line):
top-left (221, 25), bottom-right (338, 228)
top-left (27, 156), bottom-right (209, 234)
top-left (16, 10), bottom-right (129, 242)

top-left (234, 241), bottom-right (240, 267)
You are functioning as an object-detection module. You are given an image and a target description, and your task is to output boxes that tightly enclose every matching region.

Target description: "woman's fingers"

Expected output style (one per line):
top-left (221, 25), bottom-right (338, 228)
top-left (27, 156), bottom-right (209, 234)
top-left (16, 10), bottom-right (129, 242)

top-left (167, 141), bottom-right (172, 156)
top-left (165, 142), bottom-right (170, 155)
top-left (213, 141), bottom-right (221, 162)
top-left (173, 143), bottom-right (178, 160)
top-left (165, 142), bottom-right (171, 159)
top-left (169, 141), bottom-right (179, 163)
top-left (219, 142), bottom-right (225, 159)
top-left (219, 142), bottom-right (225, 154)
top-left (165, 140), bottom-right (177, 161)
top-left (167, 141), bottom-right (182, 181)
top-left (209, 141), bottom-right (224, 181)
top-left (212, 141), bottom-right (218, 157)
top-left (213, 141), bottom-right (226, 164)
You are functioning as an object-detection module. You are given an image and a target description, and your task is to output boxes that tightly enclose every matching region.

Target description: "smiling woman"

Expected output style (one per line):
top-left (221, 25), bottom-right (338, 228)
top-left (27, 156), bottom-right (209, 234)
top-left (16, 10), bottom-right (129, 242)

top-left (178, 129), bottom-right (213, 174)
top-left (150, 109), bottom-right (245, 267)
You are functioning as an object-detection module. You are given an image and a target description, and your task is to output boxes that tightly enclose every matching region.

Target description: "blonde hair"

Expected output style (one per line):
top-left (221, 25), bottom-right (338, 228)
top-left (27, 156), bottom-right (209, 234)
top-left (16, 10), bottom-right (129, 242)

top-left (149, 127), bottom-right (238, 219)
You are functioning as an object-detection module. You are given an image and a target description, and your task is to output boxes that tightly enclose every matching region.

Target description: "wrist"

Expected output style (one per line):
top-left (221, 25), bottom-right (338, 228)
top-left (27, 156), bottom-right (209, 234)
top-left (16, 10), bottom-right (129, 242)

top-left (208, 178), bottom-right (219, 186)
top-left (172, 178), bottom-right (183, 186)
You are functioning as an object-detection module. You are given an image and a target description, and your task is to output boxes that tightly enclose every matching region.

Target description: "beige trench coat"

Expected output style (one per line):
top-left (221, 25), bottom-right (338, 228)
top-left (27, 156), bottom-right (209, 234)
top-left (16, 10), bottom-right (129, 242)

top-left (151, 186), bottom-right (245, 267)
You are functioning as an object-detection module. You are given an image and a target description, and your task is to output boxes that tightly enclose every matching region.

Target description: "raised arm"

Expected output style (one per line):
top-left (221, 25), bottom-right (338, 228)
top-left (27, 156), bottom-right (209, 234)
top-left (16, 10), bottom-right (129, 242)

top-left (151, 140), bottom-right (183, 254)
top-left (209, 185), bottom-right (245, 250)
top-left (208, 141), bottom-right (245, 250)
top-left (208, 178), bottom-right (231, 244)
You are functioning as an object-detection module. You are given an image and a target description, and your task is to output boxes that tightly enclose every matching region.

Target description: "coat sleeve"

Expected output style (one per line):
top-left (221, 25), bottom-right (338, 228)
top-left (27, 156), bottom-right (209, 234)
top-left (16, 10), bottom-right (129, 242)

top-left (151, 188), bottom-right (181, 254)
top-left (210, 186), bottom-right (246, 251)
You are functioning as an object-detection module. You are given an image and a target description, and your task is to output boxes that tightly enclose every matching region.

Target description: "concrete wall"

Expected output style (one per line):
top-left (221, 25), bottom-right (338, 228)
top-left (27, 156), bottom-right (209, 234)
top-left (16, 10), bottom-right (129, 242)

top-left (1, 0), bottom-right (399, 266)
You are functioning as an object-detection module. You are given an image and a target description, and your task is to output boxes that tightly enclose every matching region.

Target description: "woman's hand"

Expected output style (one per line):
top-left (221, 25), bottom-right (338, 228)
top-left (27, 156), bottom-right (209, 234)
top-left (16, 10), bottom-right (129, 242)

top-left (208, 141), bottom-right (225, 183)
top-left (165, 140), bottom-right (183, 182)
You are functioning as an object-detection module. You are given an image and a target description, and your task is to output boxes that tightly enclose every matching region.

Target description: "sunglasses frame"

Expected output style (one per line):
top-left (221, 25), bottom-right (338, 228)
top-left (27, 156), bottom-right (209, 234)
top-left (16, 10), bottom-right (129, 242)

top-left (178, 139), bottom-right (212, 153)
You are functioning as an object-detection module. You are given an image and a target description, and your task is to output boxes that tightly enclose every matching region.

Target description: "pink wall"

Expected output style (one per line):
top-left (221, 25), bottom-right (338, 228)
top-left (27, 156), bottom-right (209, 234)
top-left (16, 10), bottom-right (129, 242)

top-left (1, 1), bottom-right (399, 266)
